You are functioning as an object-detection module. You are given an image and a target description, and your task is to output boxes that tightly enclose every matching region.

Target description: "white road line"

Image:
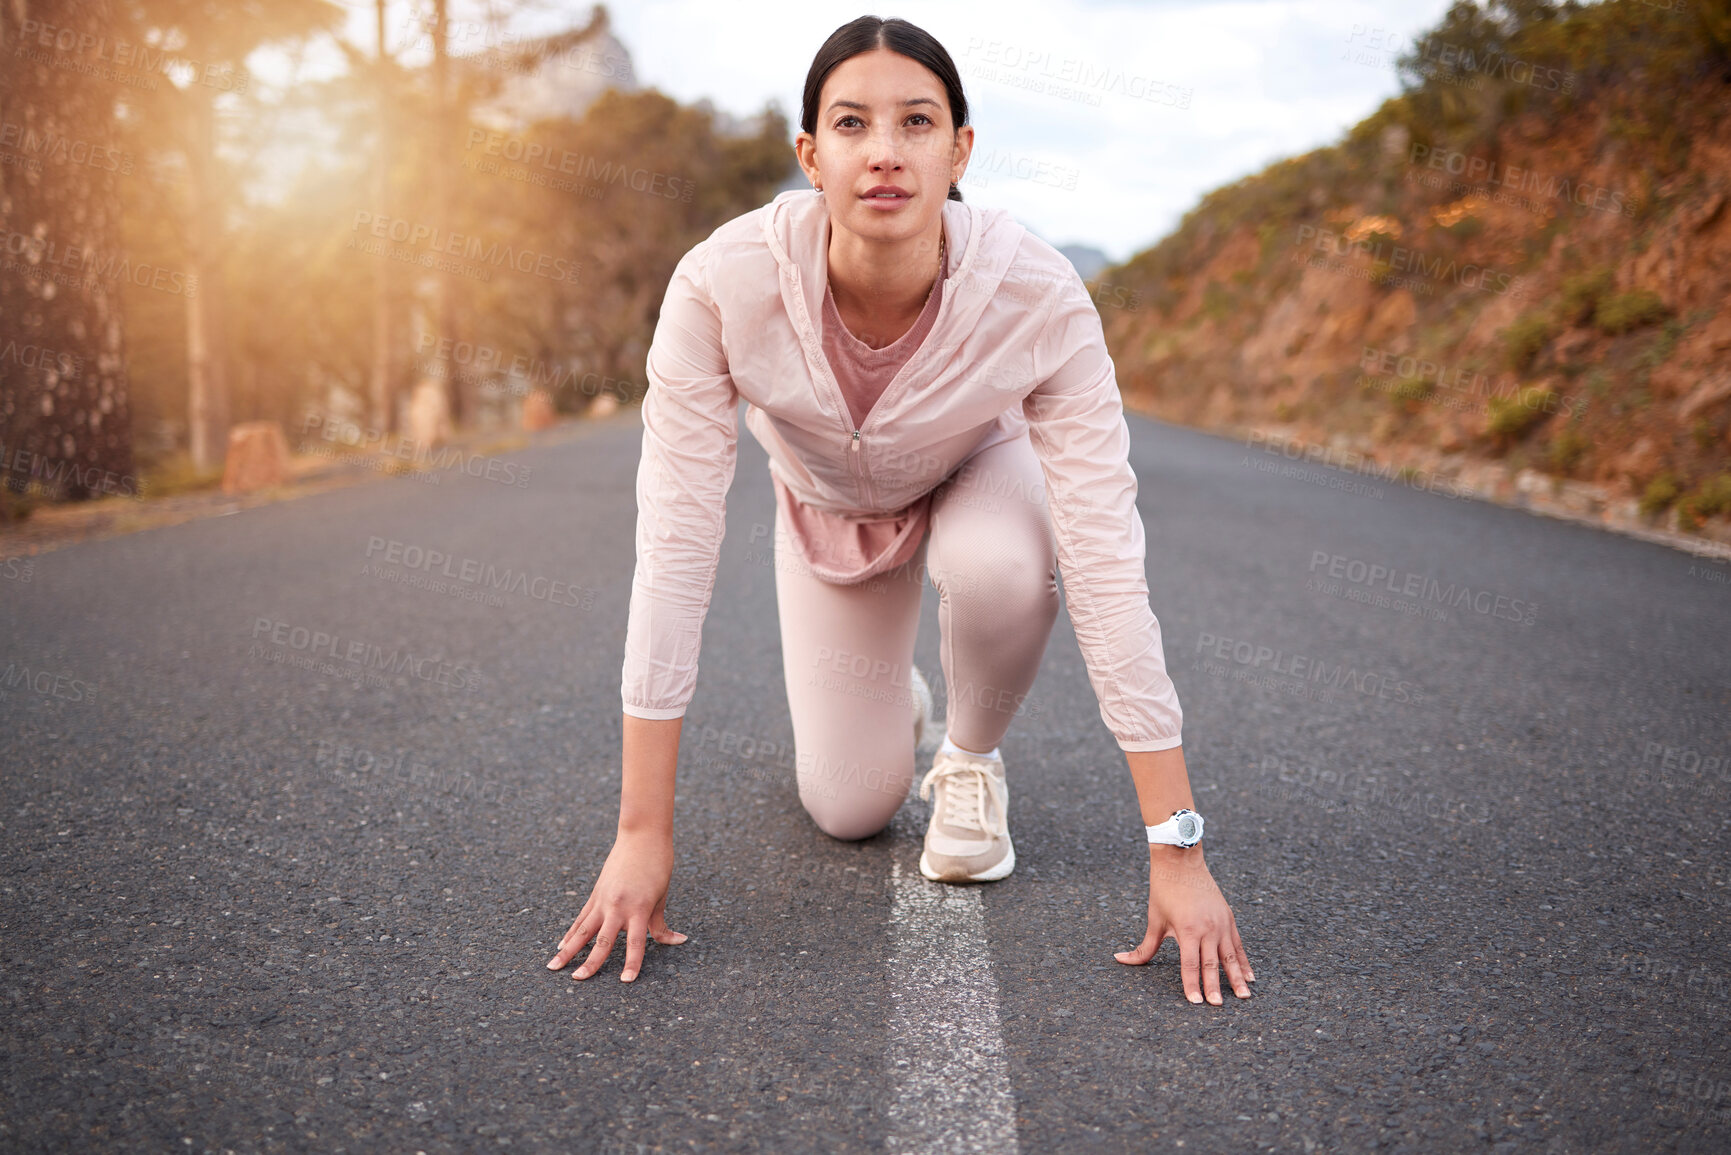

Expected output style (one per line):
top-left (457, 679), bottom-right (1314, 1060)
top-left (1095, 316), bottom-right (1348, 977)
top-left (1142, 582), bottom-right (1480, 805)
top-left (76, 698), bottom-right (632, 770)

top-left (885, 849), bottom-right (1020, 1154)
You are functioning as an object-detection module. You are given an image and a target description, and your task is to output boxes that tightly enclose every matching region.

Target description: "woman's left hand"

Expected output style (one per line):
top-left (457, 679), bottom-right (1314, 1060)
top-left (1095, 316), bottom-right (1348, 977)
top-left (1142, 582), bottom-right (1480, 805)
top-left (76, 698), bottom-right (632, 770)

top-left (1114, 845), bottom-right (1255, 1004)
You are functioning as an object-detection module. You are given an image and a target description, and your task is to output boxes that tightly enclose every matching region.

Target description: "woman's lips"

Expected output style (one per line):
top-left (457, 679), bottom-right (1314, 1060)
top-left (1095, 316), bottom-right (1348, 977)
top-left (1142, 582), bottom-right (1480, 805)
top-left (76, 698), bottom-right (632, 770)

top-left (861, 190), bottom-right (912, 209)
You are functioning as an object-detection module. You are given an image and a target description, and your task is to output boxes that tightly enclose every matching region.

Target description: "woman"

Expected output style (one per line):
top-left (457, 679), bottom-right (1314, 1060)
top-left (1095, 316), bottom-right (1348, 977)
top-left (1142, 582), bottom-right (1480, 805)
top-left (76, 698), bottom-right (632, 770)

top-left (547, 15), bottom-right (1254, 1005)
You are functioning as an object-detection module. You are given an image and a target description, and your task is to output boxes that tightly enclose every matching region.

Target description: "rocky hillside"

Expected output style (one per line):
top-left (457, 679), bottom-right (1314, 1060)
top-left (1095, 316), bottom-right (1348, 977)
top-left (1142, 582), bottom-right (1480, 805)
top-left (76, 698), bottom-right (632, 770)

top-left (1101, 0), bottom-right (1731, 543)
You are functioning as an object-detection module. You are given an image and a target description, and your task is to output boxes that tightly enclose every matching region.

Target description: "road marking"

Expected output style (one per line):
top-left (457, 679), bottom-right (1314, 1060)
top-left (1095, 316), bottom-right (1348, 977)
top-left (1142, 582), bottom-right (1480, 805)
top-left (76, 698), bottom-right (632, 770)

top-left (885, 849), bottom-right (1020, 1153)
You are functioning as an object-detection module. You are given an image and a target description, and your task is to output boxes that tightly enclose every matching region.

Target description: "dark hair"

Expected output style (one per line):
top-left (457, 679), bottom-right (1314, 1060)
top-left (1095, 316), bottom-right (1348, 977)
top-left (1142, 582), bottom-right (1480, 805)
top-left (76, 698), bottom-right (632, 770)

top-left (800, 16), bottom-right (969, 202)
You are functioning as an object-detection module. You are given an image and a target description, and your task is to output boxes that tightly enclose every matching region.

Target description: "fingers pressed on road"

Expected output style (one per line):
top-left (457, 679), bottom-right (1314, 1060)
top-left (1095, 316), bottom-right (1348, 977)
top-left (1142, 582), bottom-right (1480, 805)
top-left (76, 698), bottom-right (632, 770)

top-left (575, 919), bottom-right (621, 980)
top-left (548, 924), bottom-right (579, 969)
top-left (1222, 940), bottom-right (1253, 999)
top-left (648, 900), bottom-right (688, 947)
top-left (1116, 918), bottom-right (1255, 1005)
top-left (621, 918), bottom-right (647, 983)
top-left (1180, 935), bottom-right (1203, 1004)
top-left (650, 921), bottom-right (688, 946)
top-left (1202, 941), bottom-right (1223, 1006)
top-left (548, 912), bottom-right (596, 970)
top-left (1232, 916), bottom-right (1255, 982)
top-left (1114, 924), bottom-right (1164, 966)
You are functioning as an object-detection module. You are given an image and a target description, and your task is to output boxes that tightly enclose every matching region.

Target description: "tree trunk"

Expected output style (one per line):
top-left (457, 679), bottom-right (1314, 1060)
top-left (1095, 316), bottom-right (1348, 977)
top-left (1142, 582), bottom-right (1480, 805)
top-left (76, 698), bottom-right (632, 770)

top-left (0, 0), bottom-right (137, 506)
top-left (182, 83), bottom-right (229, 472)
top-left (370, 0), bottom-right (394, 436)
top-left (431, 0), bottom-right (463, 429)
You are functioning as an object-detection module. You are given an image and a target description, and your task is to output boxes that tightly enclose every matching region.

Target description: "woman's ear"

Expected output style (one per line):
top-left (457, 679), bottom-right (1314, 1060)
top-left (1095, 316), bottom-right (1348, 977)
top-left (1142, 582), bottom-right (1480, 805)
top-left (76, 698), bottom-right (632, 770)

top-left (793, 132), bottom-right (822, 190)
top-left (950, 124), bottom-right (975, 185)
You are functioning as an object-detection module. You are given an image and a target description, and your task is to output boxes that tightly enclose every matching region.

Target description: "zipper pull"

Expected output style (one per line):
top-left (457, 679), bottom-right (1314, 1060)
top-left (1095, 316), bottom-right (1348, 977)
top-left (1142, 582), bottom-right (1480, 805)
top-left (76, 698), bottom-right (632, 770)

top-left (851, 430), bottom-right (861, 452)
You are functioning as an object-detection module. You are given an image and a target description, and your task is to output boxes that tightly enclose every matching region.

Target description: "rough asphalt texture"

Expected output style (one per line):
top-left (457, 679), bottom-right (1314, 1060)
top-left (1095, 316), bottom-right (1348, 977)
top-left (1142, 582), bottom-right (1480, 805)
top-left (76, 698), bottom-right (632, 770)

top-left (2, 405), bottom-right (1728, 1154)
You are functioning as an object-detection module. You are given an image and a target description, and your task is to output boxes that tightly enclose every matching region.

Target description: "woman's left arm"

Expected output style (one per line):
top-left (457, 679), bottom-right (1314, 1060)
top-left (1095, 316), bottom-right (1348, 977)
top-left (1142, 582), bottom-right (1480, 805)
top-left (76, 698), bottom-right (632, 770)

top-left (1018, 257), bottom-right (1252, 1004)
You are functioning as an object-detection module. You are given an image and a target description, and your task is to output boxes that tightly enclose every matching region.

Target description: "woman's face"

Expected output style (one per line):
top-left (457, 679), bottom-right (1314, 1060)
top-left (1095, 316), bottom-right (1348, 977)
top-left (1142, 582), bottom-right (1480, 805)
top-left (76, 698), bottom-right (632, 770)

top-left (797, 48), bottom-right (972, 245)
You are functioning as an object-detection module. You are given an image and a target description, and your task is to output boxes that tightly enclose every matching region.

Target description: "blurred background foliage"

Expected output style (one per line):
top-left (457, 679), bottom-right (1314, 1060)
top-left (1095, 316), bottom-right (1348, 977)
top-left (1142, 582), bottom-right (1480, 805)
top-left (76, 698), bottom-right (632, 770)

top-left (1, 0), bottom-right (792, 509)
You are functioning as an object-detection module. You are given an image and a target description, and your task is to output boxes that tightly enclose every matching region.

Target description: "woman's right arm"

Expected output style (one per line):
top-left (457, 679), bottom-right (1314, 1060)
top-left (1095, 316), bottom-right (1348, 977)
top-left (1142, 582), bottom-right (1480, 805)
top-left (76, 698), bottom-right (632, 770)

top-left (546, 714), bottom-right (687, 982)
top-left (548, 242), bottom-right (738, 982)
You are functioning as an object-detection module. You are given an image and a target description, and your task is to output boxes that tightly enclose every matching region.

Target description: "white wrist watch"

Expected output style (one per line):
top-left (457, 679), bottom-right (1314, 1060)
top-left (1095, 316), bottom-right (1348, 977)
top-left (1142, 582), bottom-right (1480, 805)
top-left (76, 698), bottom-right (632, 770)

top-left (1145, 807), bottom-right (1204, 847)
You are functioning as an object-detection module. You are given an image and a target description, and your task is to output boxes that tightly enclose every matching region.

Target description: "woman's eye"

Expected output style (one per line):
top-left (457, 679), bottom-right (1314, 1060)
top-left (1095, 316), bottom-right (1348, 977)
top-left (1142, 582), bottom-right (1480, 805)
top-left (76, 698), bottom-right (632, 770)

top-left (834, 113), bottom-right (933, 129)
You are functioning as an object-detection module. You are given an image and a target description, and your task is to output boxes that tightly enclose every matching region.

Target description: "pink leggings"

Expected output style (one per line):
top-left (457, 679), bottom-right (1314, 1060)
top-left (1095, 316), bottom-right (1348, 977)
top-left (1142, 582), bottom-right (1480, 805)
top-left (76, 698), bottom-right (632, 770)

top-left (772, 432), bottom-right (1061, 839)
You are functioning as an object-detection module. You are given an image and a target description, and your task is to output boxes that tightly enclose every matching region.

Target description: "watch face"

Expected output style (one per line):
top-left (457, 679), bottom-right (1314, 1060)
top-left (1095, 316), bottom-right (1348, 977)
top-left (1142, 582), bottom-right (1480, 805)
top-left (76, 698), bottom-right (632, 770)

top-left (1175, 812), bottom-right (1199, 844)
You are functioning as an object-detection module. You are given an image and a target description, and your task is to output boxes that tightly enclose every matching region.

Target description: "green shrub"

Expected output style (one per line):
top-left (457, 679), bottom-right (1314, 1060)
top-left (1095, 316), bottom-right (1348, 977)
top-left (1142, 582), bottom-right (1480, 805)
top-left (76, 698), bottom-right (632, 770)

top-left (1503, 314), bottom-right (1558, 371)
top-left (1547, 427), bottom-right (1590, 474)
top-left (1396, 0), bottom-right (1729, 132)
top-left (1639, 472), bottom-right (1682, 517)
top-left (1693, 419), bottom-right (1719, 450)
top-left (1395, 377), bottom-right (1433, 403)
top-left (1674, 476), bottom-right (1731, 531)
top-left (1558, 269), bottom-right (1613, 326)
top-left (1594, 289), bottom-right (1669, 335)
top-left (1687, 474), bottom-right (1731, 519)
top-left (1487, 386), bottom-right (1558, 439)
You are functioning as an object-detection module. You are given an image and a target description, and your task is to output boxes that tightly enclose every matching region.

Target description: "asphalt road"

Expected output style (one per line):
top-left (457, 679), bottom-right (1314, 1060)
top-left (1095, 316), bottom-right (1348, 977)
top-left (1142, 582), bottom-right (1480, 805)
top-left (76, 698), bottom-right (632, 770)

top-left (2, 404), bottom-right (1728, 1155)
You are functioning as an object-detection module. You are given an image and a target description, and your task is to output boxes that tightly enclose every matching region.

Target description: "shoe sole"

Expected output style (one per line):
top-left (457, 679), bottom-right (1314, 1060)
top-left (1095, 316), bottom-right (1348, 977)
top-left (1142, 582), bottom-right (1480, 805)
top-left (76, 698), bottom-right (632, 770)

top-left (919, 838), bottom-right (1015, 883)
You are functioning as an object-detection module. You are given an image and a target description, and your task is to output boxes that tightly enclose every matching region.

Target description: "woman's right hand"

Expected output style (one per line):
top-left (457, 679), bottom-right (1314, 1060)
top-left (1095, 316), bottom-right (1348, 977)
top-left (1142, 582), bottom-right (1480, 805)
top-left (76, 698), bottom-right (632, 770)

top-left (546, 830), bottom-right (687, 982)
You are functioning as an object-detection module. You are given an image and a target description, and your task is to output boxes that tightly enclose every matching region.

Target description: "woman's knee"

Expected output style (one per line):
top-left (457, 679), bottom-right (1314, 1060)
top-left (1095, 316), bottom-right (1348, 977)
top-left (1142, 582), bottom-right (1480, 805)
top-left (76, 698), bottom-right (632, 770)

top-left (928, 532), bottom-right (1059, 616)
top-left (802, 799), bottom-right (894, 841)
top-left (796, 755), bottom-right (907, 840)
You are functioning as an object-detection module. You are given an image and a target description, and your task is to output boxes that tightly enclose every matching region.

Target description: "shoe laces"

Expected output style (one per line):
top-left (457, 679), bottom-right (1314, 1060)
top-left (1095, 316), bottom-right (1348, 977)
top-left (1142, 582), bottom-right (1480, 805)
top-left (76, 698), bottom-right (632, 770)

top-left (919, 753), bottom-right (1007, 837)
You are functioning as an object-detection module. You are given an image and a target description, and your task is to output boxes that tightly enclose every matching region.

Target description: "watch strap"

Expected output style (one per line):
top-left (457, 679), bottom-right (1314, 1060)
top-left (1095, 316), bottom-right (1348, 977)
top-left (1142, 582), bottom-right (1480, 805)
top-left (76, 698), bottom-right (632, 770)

top-left (1145, 808), bottom-right (1204, 847)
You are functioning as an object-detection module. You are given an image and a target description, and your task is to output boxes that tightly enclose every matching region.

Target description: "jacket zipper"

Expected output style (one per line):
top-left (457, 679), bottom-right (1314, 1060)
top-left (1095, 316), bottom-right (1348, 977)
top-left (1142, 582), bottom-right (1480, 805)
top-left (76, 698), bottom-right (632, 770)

top-left (786, 265), bottom-right (871, 503)
top-left (849, 424), bottom-right (868, 505)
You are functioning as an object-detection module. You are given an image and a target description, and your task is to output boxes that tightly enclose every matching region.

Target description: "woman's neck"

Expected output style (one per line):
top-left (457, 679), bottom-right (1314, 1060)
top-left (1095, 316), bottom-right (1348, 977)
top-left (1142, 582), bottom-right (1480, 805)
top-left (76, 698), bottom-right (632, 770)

top-left (824, 216), bottom-right (946, 324)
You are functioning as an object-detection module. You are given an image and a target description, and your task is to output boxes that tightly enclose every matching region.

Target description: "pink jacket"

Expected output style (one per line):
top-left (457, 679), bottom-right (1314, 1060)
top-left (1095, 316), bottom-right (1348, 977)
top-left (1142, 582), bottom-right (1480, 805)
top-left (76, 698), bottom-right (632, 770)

top-left (620, 188), bottom-right (1183, 752)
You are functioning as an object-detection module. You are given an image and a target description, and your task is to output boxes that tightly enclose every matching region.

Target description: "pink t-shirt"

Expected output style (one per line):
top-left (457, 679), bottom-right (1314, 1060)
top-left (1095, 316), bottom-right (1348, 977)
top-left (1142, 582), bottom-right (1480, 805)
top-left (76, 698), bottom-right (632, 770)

top-left (770, 242), bottom-right (950, 585)
top-left (822, 246), bottom-right (948, 427)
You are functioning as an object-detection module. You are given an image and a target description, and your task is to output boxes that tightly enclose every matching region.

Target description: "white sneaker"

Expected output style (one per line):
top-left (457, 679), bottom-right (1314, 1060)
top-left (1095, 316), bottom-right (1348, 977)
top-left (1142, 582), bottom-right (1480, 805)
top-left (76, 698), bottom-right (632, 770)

top-left (910, 665), bottom-right (934, 749)
top-left (917, 746), bottom-right (1015, 882)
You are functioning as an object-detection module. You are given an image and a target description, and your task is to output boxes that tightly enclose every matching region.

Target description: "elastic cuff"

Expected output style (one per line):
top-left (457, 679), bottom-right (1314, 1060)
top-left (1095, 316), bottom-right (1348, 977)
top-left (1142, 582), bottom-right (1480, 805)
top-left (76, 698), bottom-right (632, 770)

top-left (1117, 734), bottom-right (1182, 753)
top-left (622, 702), bottom-right (687, 721)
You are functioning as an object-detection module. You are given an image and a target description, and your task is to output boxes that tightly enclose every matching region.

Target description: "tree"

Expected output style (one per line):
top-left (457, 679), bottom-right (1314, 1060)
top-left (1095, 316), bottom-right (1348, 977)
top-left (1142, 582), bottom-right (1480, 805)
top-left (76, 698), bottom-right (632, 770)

top-left (458, 90), bottom-right (792, 411)
top-left (400, 1), bottom-right (614, 428)
top-left (111, 0), bottom-right (343, 470)
top-left (0, 0), bottom-right (137, 507)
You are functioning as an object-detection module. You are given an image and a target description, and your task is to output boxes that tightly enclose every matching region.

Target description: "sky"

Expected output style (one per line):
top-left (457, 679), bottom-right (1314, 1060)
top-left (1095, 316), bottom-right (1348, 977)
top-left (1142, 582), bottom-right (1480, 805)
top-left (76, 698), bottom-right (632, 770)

top-left (309, 0), bottom-right (1459, 264)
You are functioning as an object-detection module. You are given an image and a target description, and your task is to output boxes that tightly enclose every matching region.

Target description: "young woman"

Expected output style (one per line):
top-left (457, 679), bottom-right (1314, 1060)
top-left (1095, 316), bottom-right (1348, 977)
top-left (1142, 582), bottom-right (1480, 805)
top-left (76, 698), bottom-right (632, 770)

top-left (548, 16), bottom-right (1254, 1005)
